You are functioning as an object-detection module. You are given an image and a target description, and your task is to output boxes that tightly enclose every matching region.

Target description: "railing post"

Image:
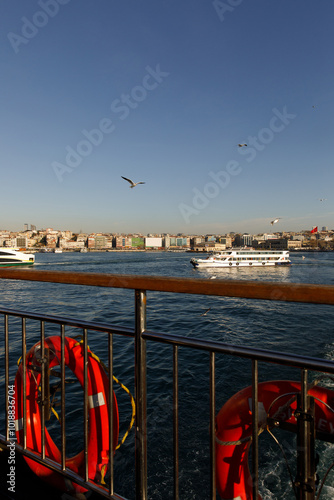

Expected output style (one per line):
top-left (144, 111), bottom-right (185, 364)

top-left (135, 290), bottom-right (147, 500)
top-left (210, 351), bottom-right (216, 500)
top-left (5, 314), bottom-right (9, 441)
top-left (60, 324), bottom-right (66, 471)
top-left (251, 359), bottom-right (259, 500)
top-left (173, 345), bottom-right (179, 500)
top-left (22, 318), bottom-right (27, 450)
top-left (295, 369), bottom-right (316, 500)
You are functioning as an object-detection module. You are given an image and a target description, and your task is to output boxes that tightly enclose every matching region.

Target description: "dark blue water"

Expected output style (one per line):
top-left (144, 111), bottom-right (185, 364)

top-left (1, 250), bottom-right (334, 499)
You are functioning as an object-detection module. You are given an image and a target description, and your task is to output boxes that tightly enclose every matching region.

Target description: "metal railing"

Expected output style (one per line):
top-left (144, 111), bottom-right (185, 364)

top-left (1, 268), bottom-right (334, 500)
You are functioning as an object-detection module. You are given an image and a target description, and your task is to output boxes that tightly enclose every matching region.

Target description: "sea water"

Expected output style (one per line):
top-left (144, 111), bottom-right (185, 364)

top-left (1, 250), bottom-right (334, 499)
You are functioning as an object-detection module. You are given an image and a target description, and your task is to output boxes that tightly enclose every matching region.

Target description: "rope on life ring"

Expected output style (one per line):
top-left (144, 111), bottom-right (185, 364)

top-left (73, 336), bottom-right (136, 451)
top-left (215, 380), bottom-right (334, 500)
top-left (14, 336), bottom-right (120, 495)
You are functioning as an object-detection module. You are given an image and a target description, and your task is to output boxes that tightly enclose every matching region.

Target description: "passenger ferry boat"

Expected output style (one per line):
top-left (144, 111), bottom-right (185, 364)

top-left (190, 248), bottom-right (291, 268)
top-left (0, 248), bottom-right (35, 267)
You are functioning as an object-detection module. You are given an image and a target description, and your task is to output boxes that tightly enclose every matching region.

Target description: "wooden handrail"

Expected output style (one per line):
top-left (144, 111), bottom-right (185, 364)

top-left (1, 268), bottom-right (334, 305)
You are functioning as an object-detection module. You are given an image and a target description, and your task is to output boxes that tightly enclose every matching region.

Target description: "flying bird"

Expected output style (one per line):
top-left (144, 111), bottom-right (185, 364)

top-left (200, 307), bottom-right (212, 317)
top-left (270, 218), bottom-right (281, 226)
top-left (121, 176), bottom-right (145, 188)
top-left (237, 143), bottom-right (247, 147)
top-left (319, 198), bottom-right (327, 202)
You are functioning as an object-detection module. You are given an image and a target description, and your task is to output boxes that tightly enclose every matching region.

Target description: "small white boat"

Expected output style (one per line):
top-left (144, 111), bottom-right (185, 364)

top-left (0, 248), bottom-right (35, 267)
top-left (190, 248), bottom-right (291, 268)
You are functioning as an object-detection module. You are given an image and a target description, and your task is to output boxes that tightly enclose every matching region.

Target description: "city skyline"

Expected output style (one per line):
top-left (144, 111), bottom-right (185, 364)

top-left (0, 222), bottom-right (330, 237)
top-left (2, 2), bottom-right (333, 235)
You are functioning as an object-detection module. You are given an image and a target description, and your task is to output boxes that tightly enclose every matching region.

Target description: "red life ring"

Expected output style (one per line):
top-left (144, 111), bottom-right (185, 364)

top-left (216, 380), bottom-right (334, 500)
top-left (14, 336), bottom-right (119, 494)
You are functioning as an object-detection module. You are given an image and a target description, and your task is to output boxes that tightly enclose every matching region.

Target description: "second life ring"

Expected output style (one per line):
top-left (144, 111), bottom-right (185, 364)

top-left (216, 380), bottom-right (334, 500)
top-left (14, 336), bottom-right (119, 494)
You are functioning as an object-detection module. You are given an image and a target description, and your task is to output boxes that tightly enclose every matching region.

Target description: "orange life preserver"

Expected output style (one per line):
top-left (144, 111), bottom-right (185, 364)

top-left (14, 336), bottom-right (119, 494)
top-left (216, 380), bottom-right (334, 500)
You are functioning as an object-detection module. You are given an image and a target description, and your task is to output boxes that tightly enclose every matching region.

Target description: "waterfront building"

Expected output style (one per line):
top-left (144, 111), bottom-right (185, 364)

top-left (131, 237), bottom-right (145, 249)
top-left (114, 235), bottom-right (133, 249)
top-left (253, 238), bottom-right (288, 250)
top-left (145, 237), bottom-right (163, 249)
top-left (95, 235), bottom-right (107, 249)
top-left (241, 233), bottom-right (253, 247)
top-left (287, 240), bottom-right (302, 249)
top-left (16, 236), bottom-right (28, 248)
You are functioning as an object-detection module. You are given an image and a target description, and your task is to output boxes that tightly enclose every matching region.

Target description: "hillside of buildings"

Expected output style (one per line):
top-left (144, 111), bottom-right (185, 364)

top-left (1, 227), bottom-right (334, 252)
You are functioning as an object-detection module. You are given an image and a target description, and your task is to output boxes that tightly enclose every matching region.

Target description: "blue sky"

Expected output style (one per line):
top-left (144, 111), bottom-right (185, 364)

top-left (1, 0), bottom-right (333, 235)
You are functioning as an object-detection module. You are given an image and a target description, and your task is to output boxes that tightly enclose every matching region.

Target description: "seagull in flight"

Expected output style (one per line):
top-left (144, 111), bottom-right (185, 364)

top-left (121, 176), bottom-right (145, 188)
top-left (319, 198), bottom-right (327, 202)
top-left (237, 143), bottom-right (247, 147)
top-left (200, 307), bottom-right (212, 317)
top-left (270, 218), bottom-right (281, 226)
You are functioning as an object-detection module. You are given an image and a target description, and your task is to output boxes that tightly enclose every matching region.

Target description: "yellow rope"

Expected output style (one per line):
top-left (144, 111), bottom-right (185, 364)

top-left (100, 464), bottom-right (108, 485)
top-left (74, 339), bottom-right (136, 450)
top-left (51, 405), bottom-right (60, 421)
top-left (113, 374), bottom-right (136, 450)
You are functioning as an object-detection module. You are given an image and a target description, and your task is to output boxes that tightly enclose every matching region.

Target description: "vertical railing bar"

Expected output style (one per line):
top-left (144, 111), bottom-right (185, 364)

top-left (60, 324), bottom-right (66, 470)
top-left (40, 321), bottom-right (46, 460)
top-left (109, 332), bottom-right (114, 497)
top-left (301, 368), bottom-right (309, 500)
top-left (83, 328), bottom-right (89, 482)
top-left (173, 345), bottom-right (179, 500)
top-left (22, 317), bottom-right (27, 450)
top-left (5, 314), bottom-right (9, 441)
top-left (135, 289), bottom-right (147, 500)
top-left (252, 359), bottom-right (259, 500)
top-left (210, 351), bottom-right (216, 499)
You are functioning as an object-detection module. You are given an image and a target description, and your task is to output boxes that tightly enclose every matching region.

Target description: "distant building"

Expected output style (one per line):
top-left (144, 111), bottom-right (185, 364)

top-left (132, 237), bottom-right (145, 249)
top-left (191, 242), bottom-right (226, 252)
top-left (87, 236), bottom-right (95, 248)
top-left (95, 235), bottom-right (106, 249)
top-left (16, 236), bottom-right (28, 248)
top-left (217, 237), bottom-right (232, 248)
top-left (114, 236), bottom-right (132, 249)
top-left (287, 240), bottom-right (302, 249)
top-left (145, 237), bottom-right (163, 249)
top-left (241, 234), bottom-right (253, 247)
top-left (253, 238), bottom-right (288, 250)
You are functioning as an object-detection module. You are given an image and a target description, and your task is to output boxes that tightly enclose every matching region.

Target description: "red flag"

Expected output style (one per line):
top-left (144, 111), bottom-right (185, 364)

top-left (310, 226), bottom-right (318, 233)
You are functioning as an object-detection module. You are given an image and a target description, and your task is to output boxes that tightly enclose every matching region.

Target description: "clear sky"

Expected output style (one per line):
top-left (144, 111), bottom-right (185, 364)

top-left (1, 1), bottom-right (333, 235)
